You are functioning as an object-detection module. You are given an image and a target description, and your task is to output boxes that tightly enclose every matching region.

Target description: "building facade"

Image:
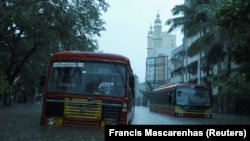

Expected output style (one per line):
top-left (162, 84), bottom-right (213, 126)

top-left (145, 13), bottom-right (176, 89)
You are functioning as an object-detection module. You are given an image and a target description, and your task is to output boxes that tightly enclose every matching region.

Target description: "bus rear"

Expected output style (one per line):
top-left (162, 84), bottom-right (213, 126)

top-left (40, 51), bottom-right (135, 127)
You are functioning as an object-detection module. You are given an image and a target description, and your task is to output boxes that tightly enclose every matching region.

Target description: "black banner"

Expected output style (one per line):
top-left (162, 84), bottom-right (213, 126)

top-left (105, 125), bottom-right (249, 141)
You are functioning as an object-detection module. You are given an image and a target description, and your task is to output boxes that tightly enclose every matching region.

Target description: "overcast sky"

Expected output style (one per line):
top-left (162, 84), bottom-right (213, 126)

top-left (98, 0), bottom-right (184, 83)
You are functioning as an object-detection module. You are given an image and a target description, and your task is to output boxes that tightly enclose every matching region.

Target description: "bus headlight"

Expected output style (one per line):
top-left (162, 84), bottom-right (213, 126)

top-left (123, 103), bottom-right (127, 108)
top-left (48, 118), bottom-right (54, 125)
top-left (47, 117), bottom-right (62, 126)
top-left (122, 103), bottom-right (127, 112)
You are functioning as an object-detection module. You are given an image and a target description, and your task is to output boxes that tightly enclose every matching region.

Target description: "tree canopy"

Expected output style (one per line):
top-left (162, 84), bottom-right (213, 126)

top-left (215, 0), bottom-right (250, 64)
top-left (0, 0), bottom-right (109, 97)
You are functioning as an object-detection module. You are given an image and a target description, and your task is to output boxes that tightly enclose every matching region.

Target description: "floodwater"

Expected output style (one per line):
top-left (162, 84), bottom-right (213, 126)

top-left (0, 103), bottom-right (249, 141)
top-left (132, 106), bottom-right (250, 125)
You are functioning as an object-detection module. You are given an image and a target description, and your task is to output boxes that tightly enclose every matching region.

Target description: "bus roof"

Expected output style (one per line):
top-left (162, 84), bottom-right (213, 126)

top-left (153, 83), bottom-right (206, 92)
top-left (50, 51), bottom-right (130, 64)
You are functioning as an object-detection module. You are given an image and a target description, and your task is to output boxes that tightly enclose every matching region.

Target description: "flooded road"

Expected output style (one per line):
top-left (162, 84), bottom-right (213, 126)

top-left (132, 106), bottom-right (250, 125)
top-left (0, 104), bottom-right (249, 141)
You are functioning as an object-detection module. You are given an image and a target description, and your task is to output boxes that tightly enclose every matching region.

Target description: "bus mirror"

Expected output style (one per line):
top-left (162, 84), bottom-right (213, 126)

top-left (129, 76), bottom-right (134, 88)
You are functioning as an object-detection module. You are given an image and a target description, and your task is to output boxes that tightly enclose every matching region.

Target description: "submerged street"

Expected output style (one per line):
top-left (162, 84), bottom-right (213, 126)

top-left (0, 103), bottom-right (249, 141)
top-left (132, 106), bottom-right (250, 125)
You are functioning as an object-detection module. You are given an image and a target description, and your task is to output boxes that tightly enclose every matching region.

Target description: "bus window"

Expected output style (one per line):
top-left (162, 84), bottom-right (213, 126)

top-left (47, 66), bottom-right (83, 93)
top-left (176, 88), bottom-right (192, 105)
top-left (176, 86), bottom-right (211, 106)
top-left (46, 62), bottom-right (126, 97)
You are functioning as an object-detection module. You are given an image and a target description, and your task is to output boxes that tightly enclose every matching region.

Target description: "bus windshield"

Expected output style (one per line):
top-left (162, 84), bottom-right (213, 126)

top-left (176, 86), bottom-right (211, 106)
top-left (46, 61), bottom-right (126, 97)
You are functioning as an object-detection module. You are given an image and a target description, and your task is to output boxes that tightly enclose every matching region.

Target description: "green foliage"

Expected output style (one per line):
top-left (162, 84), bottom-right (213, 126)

top-left (217, 72), bottom-right (250, 98)
top-left (0, 0), bottom-right (109, 94)
top-left (209, 71), bottom-right (250, 112)
top-left (0, 70), bottom-right (12, 96)
top-left (215, 0), bottom-right (249, 28)
top-left (215, 0), bottom-right (250, 64)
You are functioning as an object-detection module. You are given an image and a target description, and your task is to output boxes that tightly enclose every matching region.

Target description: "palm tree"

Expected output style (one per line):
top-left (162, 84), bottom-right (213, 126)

top-left (166, 0), bottom-right (230, 95)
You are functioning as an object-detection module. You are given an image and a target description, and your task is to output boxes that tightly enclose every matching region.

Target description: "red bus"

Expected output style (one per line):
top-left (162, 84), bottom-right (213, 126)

top-left (40, 51), bottom-right (135, 127)
top-left (150, 83), bottom-right (212, 118)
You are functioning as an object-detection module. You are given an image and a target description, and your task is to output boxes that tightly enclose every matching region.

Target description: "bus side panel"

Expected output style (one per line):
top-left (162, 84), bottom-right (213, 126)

top-left (149, 104), bottom-right (175, 116)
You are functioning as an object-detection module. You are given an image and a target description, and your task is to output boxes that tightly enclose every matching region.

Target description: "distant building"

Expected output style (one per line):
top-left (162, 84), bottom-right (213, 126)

top-left (145, 13), bottom-right (177, 89)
